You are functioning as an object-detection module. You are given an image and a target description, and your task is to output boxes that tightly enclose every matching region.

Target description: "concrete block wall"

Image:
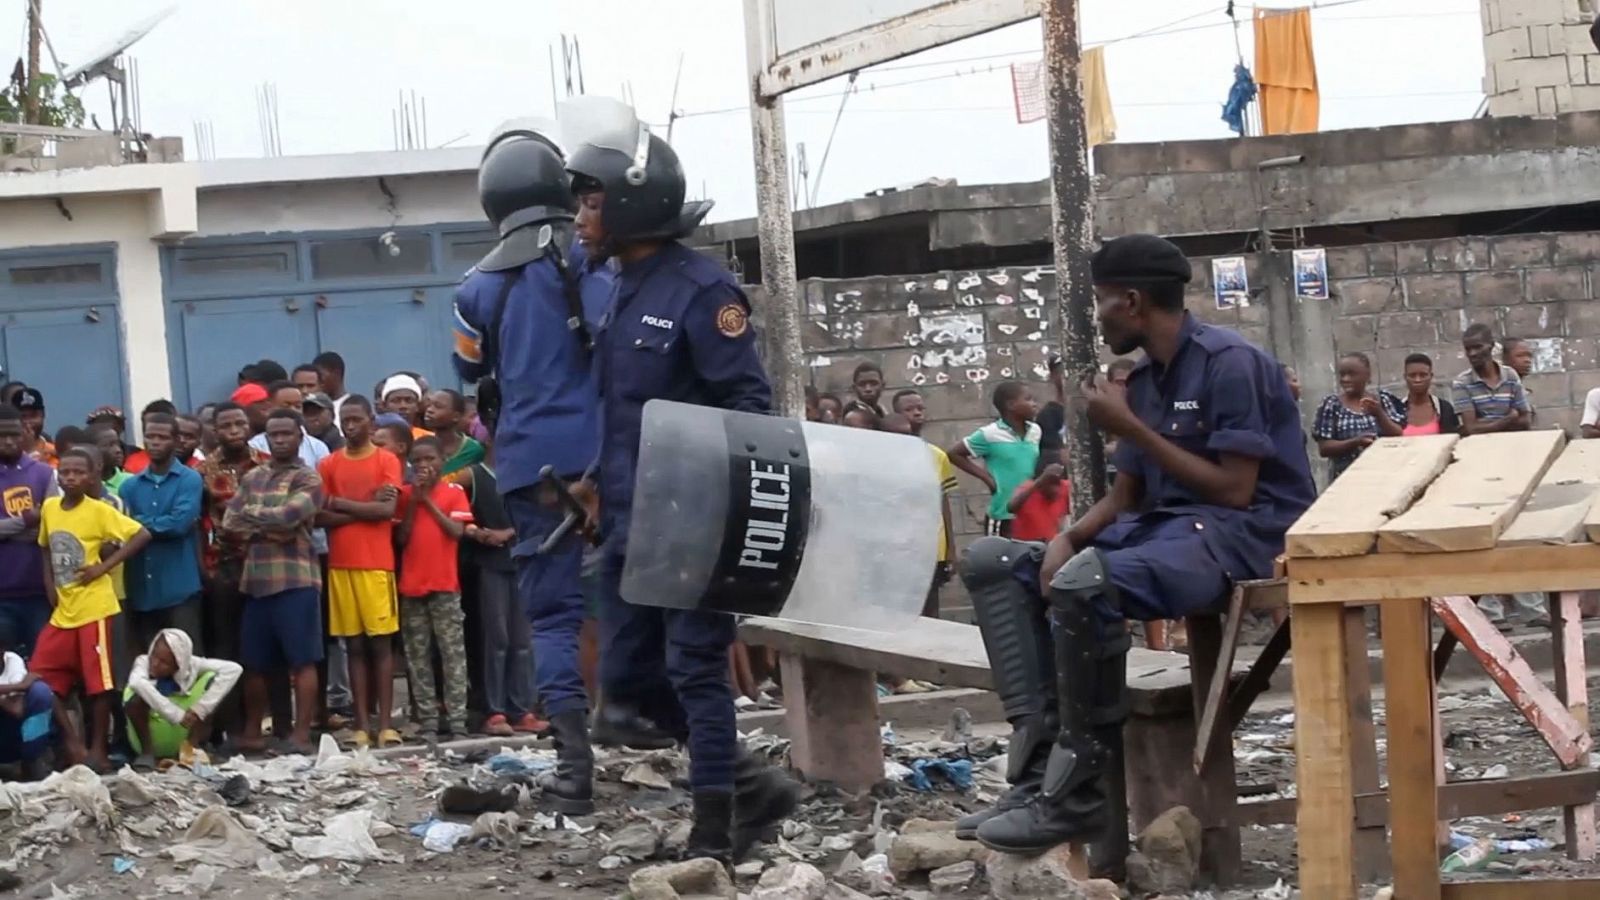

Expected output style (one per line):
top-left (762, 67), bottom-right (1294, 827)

top-left (1483, 0), bottom-right (1600, 116)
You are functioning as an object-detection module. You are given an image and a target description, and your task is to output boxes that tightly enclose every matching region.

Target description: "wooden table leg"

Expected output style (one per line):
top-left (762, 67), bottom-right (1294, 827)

top-left (779, 655), bottom-right (882, 791)
top-left (1186, 614), bottom-right (1241, 884)
top-left (1343, 608), bottom-right (1389, 883)
top-left (1292, 603), bottom-right (1357, 899)
top-left (1382, 599), bottom-right (1442, 900)
top-left (1552, 591), bottom-right (1597, 861)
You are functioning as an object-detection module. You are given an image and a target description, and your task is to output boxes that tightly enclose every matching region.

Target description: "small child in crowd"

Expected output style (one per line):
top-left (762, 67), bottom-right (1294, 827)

top-left (846, 362), bottom-right (887, 418)
top-left (948, 381), bottom-right (1042, 538)
top-left (124, 628), bottom-right (242, 768)
top-left (1007, 455), bottom-right (1072, 543)
top-left (35, 448), bottom-right (151, 770)
top-left (397, 437), bottom-right (473, 737)
top-left (0, 650), bottom-right (54, 780)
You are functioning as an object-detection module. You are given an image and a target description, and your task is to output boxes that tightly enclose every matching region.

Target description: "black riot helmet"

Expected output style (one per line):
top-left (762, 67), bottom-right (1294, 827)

top-left (475, 124), bottom-right (577, 272)
top-left (565, 124), bottom-right (712, 244)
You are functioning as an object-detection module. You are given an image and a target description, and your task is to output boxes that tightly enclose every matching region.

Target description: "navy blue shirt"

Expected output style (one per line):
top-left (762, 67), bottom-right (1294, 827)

top-left (453, 249), bottom-right (612, 494)
top-left (596, 241), bottom-right (771, 531)
top-left (1108, 313), bottom-right (1314, 580)
top-left (117, 462), bottom-right (203, 612)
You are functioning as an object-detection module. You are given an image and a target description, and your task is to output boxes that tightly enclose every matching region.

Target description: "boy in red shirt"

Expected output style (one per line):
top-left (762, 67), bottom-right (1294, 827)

top-left (1006, 456), bottom-right (1071, 544)
top-left (396, 437), bottom-right (473, 737)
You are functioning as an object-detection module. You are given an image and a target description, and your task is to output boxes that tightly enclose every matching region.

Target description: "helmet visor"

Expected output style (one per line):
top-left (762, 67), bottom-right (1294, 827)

top-left (558, 96), bottom-right (651, 177)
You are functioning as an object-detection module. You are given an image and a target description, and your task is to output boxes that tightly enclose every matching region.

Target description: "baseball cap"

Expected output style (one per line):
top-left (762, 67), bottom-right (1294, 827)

top-left (231, 383), bottom-right (269, 405)
top-left (1090, 234), bottom-right (1193, 285)
top-left (302, 391), bottom-right (334, 411)
top-left (13, 388), bottom-right (43, 412)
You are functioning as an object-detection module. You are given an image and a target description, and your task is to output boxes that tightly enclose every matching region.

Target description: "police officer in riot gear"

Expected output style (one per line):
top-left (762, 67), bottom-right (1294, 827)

top-left (566, 111), bottom-right (797, 864)
top-left (453, 121), bottom-right (610, 815)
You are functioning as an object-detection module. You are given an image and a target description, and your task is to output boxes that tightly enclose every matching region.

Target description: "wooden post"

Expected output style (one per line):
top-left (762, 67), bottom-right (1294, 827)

top-left (779, 655), bottom-right (882, 791)
top-left (1292, 603), bottom-right (1357, 899)
top-left (1382, 599), bottom-right (1442, 900)
top-left (24, 1), bottom-right (43, 125)
top-left (1343, 608), bottom-right (1390, 882)
top-left (1185, 614), bottom-right (1242, 884)
top-left (1551, 591), bottom-right (1597, 861)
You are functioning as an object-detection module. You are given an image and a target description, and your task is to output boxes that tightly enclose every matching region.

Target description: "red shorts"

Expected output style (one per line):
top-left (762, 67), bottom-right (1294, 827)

top-left (31, 617), bottom-right (117, 696)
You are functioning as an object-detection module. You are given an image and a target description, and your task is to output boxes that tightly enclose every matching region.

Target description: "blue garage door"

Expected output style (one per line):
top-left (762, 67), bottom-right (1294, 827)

top-left (0, 250), bottom-right (125, 430)
top-left (316, 287), bottom-right (454, 401)
top-left (176, 296), bottom-right (318, 408)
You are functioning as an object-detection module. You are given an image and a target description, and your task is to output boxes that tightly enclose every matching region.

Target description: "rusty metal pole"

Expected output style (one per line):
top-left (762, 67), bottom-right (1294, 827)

top-left (24, 0), bottom-right (44, 125)
top-left (1042, 0), bottom-right (1125, 880)
top-left (743, 0), bottom-right (806, 418)
top-left (1041, 0), bottom-right (1105, 516)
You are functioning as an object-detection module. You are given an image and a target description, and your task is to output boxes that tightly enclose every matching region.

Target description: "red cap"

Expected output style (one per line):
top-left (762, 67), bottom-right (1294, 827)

top-left (231, 383), bottom-right (269, 405)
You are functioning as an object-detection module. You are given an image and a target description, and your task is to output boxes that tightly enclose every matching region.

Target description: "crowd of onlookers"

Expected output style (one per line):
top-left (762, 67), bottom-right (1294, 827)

top-left (0, 352), bottom-right (535, 777)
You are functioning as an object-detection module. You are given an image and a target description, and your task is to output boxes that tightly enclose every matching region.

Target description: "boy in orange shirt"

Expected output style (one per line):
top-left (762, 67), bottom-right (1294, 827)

top-left (315, 396), bottom-right (403, 748)
top-left (396, 437), bottom-right (473, 737)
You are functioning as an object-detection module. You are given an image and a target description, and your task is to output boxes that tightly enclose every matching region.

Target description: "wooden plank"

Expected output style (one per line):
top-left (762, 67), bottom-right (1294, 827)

top-left (1288, 543), bottom-right (1600, 604)
top-left (1285, 434), bottom-right (1458, 558)
top-left (1182, 614), bottom-right (1242, 884)
top-left (1225, 619), bottom-right (1290, 731)
top-left (1291, 604), bottom-right (1357, 900)
top-left (1442, 880), bottom-right (1600, 900)
top-left (1233, 769), bottom-right (1600, 828)
top-left (1431, 595), bottom-right (1593, 768)
top-left (780, 655), bottom-right (883, 790)
top-left (1343, 608), bottom-right (1390, 883)
top-left (1193, 596), bottom-right (1247, 773)
top-left (1551, 591), bottom-right (1598, 861)
top-left (1378, 431), bottom-right (1565, 553)
top-left (1503, 440), bottom-right (1600, 545)
top-left (1383, 599), bottom-right (1442, 900)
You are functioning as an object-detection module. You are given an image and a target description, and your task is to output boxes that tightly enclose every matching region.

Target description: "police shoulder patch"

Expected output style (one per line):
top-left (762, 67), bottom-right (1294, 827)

top-left (715, 303), bottom-right (749, 338)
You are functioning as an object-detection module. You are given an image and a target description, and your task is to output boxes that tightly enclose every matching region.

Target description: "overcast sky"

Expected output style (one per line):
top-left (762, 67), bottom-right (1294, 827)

top-left (5, 0), bottom-right (1485, 222)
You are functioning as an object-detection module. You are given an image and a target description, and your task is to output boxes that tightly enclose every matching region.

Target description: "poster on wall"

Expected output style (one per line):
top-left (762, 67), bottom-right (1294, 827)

top-left (1293, 247), bottom-right (1330, 300)
top-left (1212, 257), bottom-right (1249, 309)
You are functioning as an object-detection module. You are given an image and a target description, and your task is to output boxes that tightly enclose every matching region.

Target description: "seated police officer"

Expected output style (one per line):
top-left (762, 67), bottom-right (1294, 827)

top-left (959, 234), bottom-right (1315, 853)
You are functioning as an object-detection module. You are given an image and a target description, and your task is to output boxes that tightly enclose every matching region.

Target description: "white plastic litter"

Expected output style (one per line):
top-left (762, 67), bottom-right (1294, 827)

top-left (470, 811), bottom-right (520, 845)
top-left (421, 820), bottom-right (474, 853)
top-left (312, 734), bottom-right (395, 776)
top-left (108, 768), bottom-right (163, 808)
top-left (164, 806), bottom-right (272, 869)
top-left (41, 766), bottom-right (115, 828)
top-left (621, 762), bottom-right (672, 790)
top-left (291, 810), bottom-right (401, 863)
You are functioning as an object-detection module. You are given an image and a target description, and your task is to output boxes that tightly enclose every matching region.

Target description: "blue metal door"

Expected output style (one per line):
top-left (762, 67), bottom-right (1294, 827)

top-left (315, 287), bottom-right (459, 399)
top-left (1, 304), bottom-right (124, 431)
top-left (175, 296), bottom-right (317, 408)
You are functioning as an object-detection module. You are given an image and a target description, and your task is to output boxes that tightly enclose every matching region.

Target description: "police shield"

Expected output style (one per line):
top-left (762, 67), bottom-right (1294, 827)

top-left (621, 400), bottom-right (942, 631)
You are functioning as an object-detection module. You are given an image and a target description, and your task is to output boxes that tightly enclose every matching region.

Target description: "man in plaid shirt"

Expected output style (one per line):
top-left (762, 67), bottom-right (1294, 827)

top-left (222, 408), bottom-right (323, 754)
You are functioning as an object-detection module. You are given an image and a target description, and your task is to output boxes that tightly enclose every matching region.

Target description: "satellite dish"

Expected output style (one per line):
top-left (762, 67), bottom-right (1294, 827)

top-left (62, 5), bottom-right (176, 89)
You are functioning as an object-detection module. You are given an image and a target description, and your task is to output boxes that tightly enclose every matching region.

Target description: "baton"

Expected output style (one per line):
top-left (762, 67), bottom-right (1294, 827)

top-left (535, 460), bottom-right (601, 554)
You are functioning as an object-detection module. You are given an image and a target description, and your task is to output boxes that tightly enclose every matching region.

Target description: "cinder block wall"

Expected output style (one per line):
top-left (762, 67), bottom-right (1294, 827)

top-left (1483, 0), bottom-right (1600, 116)
top-left (779, 230), bottom-right (1600, 619)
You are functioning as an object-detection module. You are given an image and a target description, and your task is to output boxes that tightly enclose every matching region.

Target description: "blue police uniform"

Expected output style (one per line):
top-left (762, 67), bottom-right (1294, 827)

top-left (452, 248), bottom-right (612, 718)
top-left (1024, 312), bottom-right (1315, 622)
top-left (595, 240), bottom-right (771, 793)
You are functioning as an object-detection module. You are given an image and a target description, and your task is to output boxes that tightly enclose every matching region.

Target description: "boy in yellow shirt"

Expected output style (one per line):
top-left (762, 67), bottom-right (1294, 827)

top-left (34, 448), bottom-right (150, 770)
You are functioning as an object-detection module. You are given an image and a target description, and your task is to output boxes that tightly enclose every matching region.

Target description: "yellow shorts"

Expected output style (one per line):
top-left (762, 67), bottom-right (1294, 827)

top-left (327, 569), bottom-right (399, 638)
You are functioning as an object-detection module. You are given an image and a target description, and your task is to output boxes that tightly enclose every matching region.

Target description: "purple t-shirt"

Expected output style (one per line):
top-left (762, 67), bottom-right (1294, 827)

top-left (0, 456), bottom-right (56, 599)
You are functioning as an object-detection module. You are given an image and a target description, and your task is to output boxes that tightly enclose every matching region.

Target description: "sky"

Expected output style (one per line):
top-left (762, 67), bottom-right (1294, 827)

top-left (3, 0), bottom-right (1486, 222)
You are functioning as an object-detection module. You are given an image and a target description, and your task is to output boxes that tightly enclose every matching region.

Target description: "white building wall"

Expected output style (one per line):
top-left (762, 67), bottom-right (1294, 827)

top-left (195, 172), bottom-right (480, 237)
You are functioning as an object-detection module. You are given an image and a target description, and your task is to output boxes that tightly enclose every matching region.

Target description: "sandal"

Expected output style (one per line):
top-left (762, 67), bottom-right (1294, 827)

top-left (377, 729), bottom-right (403, 748)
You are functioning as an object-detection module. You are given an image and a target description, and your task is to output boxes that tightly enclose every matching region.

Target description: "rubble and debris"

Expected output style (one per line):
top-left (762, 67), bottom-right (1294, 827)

top-left (1127, 805), bottom-right (1202, 893)
top-left (753, 861), bottom-right (829, 900)
top-left (419, 820), bottom-right (474, 853)
top-left (605, 821), bottom-right (660, 860)
top-left (987, 844), bottom-right (1116, 900)
top-left (887, 828), bottom-right (987, 877)
top-left (628, 857), bottom-right (737, 900)
top-left (926, 860), bottom-right (976, 894)
top-left (164, 806), bottom-right (272, 869)
top-left (291, 810), bottom-right (401, 863)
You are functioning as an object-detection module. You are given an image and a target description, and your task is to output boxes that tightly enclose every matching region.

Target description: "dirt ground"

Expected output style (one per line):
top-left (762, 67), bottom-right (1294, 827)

top-left (8, 671), bottom-right (1600, 900)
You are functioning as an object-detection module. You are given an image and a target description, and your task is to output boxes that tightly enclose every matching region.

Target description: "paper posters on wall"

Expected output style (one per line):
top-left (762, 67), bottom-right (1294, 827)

top-left (1293, 247), bottom-right (1329, 300)
top-left (1212, 257), bottom-right (1249, 310)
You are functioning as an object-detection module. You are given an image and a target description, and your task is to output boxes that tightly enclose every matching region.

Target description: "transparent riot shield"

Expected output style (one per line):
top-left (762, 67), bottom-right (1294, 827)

top-left (620, 400), bottom-right (941, 632)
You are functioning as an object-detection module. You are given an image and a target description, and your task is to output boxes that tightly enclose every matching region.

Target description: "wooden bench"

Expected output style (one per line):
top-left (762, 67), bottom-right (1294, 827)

top-left (739, 614), bottom-right (1250, 881)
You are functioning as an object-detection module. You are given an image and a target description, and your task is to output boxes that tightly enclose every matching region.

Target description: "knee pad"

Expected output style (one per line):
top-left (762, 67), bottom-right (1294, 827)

top-left (1049, 548), bottom-right (1122, 634)
top-left (959, 537), bottom-right (1041, 591)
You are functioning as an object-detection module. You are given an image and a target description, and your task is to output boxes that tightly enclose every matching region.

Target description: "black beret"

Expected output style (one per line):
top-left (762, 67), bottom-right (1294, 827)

top-left (1090, 234), bottom-right (1192, 285)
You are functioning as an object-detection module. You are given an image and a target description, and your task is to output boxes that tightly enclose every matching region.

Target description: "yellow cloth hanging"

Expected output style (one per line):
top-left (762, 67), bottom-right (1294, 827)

top-left (1253, 7), bottom-right (1319, 135)
top-left (1083, 46), bottom-right (1116, 147)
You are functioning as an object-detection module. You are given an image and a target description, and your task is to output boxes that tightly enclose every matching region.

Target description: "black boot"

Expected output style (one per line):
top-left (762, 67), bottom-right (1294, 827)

top-left (683, 790), bottom-right (735, 865)
top-left (976, 548), bottom-right (1126, 854)
top-left (956, 538), bottom-right (1060, 841)
top-left (732, 752), bottom-right (800, 857)
top-left (592, 701), bottom-right (677, 750)
top-left (540, 710), bottom-right (594, 815)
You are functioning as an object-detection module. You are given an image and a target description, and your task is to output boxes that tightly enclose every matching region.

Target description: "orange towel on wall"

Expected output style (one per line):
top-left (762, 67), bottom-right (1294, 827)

top-left (1254, 7), bottom-right (1319, 135)
top-left (1083, 46), bottom-right (1116, 148)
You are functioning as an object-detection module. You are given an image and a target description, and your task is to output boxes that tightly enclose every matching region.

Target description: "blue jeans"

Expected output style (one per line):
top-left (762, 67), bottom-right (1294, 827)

top-left (597, 543), bottom-right (738, 792)
top-left (0, 597), bottom-right (51, 659)
top-left (0, 680), bottom-right (54, 763)
top-left (504, 488), bottom-right (589, 718)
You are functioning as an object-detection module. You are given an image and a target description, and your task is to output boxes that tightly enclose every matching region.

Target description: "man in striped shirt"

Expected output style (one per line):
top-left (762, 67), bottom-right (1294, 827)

top-left (1451, 323), bottom-right (1531, 436)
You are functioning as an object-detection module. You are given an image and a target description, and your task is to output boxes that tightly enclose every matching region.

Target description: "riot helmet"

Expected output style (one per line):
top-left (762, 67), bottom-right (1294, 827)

top-left (475, 120), bottom-right (577, 272)
top-left (564, 115), bottom-right (712, 244)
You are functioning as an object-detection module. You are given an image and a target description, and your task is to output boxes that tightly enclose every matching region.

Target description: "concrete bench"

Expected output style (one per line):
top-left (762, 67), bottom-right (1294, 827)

top-left (738, 614), bottom-right (1249, 881)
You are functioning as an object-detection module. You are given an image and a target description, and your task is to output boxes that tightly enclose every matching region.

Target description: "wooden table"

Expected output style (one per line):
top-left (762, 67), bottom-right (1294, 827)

top-left (1285, 431), bottom-right (1600, 898)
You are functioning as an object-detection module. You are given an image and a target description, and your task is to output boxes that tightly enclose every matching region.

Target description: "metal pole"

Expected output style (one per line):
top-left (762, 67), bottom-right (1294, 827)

top-left (1041, 0), bottom-right (1105, 516)
top-left (743, 0), bottom-right (805, 418)
top-left (1041, 0), bottom-right (1123, 882)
